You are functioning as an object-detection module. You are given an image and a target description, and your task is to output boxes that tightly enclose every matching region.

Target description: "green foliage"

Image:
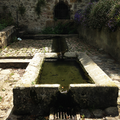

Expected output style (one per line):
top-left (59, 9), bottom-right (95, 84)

top-left (41, 22), bottom-right (77, 34)
top-left (107, 2), bottom-right (120, 29)
top-left (0, 96), bottom-right (2, 102)
top-left (75, 0), bottom-right (120, 31)
top-left (0, 24), bottom-right (7, 31)
top-left (18, 4), bottom-right (26, 16)
top-left (89, 0), bottom-right (114, 29)
top-left (81, 114), bottom-right (85, 120)
top-left (0, 19), bottom-right (13, 31)
top-left (0, 12), bottom-right (14, 31)
top-left (35, 0), bottom-right (46, 16)
top-left (32, 81), bottom-right (35, 85)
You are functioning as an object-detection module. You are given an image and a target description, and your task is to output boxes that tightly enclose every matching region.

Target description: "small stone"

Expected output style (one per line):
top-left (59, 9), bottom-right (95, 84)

top-left (104, 107), bottom-right (118, 116)
top-left (92, 109), bottom-right (104, 118)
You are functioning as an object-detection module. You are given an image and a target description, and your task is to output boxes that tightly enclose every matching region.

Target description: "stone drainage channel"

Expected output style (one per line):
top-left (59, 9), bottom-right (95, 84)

top-left (8, 52), bottom-right (117, 119)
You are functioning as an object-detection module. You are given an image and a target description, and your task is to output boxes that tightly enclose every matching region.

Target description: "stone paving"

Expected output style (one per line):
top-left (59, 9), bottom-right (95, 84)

top-left (0, 37), bottom-right (120, 120)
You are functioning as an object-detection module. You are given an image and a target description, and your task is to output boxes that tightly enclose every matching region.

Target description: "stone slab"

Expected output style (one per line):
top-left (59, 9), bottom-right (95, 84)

top-left (77, 52), bottom-right (117, 87)
top-left (0, 59), bottom-right (31, 63)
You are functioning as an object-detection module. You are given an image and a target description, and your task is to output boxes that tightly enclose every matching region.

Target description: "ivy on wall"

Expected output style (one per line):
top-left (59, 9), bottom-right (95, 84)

top-left (35, 0), bottom-right (46, 16)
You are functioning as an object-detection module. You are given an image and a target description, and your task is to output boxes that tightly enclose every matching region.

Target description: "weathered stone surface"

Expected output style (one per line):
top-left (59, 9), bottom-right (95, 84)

top-left (70, 0), bottom-right (77, 3)
top-left (105, 107), bottom-right (118, 116)
top-left (46, 20), bottom-right (54, 27)
top-left (0, 69), bottom-right (11, 75)
top-left (92, 109), bottom-right (104, 118)
top-left (64, 52), bottom-right (77, 57)
top-left (13, 87), bottom-right (59, 115)
top-left (81, 109), bottom-right (92, 118)
top-left (78, 24), bottom-right (120, 64)
top-left (70, 86), bottom-right (118, 109)
top-left (0, 0), bottom-right (90, 33)
top-left (77, 52), bottom-right (118, 87)
top-left (0, 26), bottom-right (15, 48)
top-left (20, 53), bottom-right (44, 87)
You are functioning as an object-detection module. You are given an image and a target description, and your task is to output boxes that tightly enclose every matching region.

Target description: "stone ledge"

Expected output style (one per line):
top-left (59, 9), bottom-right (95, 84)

top-left (77, 52), bottom-right (117, 87)
top-left (0, 26), bottom-right (15, 48)
top-left (0, 59), bottom-right (31, 63)
top-left (16, 53), bottom-right (58, 87)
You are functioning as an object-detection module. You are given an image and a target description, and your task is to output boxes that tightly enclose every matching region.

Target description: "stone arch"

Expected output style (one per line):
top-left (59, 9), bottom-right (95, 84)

top-left (54, 1), bottom-right (70, 19)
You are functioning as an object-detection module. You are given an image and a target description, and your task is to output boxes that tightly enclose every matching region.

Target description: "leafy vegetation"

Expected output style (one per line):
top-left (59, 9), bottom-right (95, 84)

top-left (41, 22), bottom-right (77, 34)
top-left (0, 13), bottom-right (14, 31)
top-left (74, 0), bottom-right (120, 32)
top-left (0, 96), bottom-right (2, 102)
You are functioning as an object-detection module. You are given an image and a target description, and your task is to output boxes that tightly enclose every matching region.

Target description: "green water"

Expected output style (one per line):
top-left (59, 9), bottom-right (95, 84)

top-left (36, 60), bottom-right (94, 91)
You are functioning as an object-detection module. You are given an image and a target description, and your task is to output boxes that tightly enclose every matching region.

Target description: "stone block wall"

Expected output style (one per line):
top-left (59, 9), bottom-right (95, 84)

top-left (78, 25), bottom-right (120, 63)
top-left (0, 0), bottom-right (90, 33)
top-left (13, 86), bottom-right (59, 115)
top-left (0, 26), bottom-right (15, 48)
top-left (13, 85), bottom-right (118, 115)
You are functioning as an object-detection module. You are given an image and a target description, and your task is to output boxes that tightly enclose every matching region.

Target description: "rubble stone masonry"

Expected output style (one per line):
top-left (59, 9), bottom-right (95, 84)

top-left (0, 0), bottom-right (90, 33)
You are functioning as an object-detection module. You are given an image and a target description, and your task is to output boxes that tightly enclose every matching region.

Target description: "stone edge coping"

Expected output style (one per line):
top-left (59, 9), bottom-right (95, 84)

top-left (0, 26), bottom-right (15, 36)
top-left (77, 52), bottom-right (117, 87)
top-left (0, 59), bottom-right (31, 63)
top-left (15, 53), bottom-right (58, 87)
top-left (14, 52), bottom-right (118, 88)
top-left (0, 56), bottom-right (33, 59)
top-left (24, 34), bottom-right (79, 37)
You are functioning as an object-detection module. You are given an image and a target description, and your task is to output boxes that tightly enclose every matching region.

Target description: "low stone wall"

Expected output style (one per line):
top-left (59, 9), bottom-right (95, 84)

top-left (13, 52), bottom-right (118, 115)
top-left (78, 25), bottom-right (120, 62)
top-left (0, 26), bottom-right (15, 48)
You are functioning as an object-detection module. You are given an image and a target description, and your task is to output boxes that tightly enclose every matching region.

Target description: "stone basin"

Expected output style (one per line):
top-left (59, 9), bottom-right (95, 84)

top-left (13, 52), bottom-right (118, 115)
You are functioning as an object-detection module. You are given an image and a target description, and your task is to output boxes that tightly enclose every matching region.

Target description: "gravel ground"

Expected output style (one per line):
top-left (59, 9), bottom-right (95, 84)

top-left (0, 37), bottom-right (120, 120)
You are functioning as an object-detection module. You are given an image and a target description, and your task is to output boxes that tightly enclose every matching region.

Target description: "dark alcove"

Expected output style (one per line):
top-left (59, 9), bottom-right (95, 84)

top-left (54, 1), bottom-right (70, 19)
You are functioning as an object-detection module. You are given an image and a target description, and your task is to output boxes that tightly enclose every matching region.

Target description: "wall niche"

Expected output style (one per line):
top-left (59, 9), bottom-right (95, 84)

top-left (54, 1), bottom-right (70, 19)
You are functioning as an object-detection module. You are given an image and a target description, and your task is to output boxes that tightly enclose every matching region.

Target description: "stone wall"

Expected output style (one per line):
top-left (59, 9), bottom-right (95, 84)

top-left (78, 25), bottom-right (120, 63)
top-left (0, 26), bottom-right (15, 48)
top-left (0, 0), bottom-right (90, 33)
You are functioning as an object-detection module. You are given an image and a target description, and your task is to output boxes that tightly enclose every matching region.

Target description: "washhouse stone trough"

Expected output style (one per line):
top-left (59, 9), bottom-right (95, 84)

top-left (13, 52), bottom-right (118, 115)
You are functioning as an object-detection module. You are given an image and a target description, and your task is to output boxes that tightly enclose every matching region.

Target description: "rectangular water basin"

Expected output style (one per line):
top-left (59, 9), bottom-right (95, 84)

top-left (13, 52), bottom-right (118, 115)
top-left (36, 58), bottom-right (94, 92)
